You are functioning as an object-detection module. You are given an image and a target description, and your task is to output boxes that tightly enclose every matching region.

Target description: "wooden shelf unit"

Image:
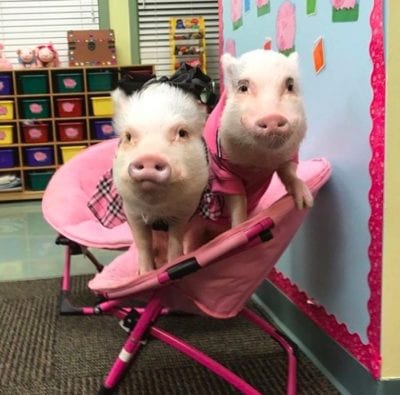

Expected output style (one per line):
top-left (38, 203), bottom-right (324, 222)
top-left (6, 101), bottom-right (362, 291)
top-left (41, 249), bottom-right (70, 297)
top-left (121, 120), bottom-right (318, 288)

top-left (0, 64), bottom-right (154, 202)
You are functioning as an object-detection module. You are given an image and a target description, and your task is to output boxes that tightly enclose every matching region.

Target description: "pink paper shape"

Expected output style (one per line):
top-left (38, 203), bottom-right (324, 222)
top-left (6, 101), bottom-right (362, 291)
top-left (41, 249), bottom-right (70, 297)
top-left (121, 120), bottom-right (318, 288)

top-left (276, 1), bottom-right (296, 51)
top-left (224, 38), bottom-right (236, 56)
top-left (30, 103), bottom-right (43, 114)
top-left (63, 78), bottom-right (77, 88)
top-left (0, 82), bottom-right (4, 91)
top-left (256, 0), bottom-right (269, 6)
top-left (332, 0), bottom-right (356, 9)
top-left (0, 105), bottom-right (7, 115)
top-left (0, 131), bottom-right (5, 140)
top-left (231, 0), bottom-right (243, 22)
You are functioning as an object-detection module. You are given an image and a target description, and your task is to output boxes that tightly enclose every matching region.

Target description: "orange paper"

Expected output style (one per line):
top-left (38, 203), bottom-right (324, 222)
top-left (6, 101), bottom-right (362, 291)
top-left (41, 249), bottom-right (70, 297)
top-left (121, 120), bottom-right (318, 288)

top-left (313, 37), bottom-right (325, 73)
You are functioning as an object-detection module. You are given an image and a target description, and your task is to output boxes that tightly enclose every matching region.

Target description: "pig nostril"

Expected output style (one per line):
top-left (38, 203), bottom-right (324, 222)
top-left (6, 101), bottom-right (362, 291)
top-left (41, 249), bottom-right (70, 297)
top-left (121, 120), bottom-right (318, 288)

top-left (278, 121), bottom-right (286, 127)
top-left (155, 164), bottom-right (165, 171)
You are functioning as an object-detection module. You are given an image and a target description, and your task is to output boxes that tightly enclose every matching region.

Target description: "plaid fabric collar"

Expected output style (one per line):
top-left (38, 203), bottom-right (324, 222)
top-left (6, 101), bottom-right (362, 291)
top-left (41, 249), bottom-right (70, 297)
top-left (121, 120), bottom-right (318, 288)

top-left (87, 168), bottom-right (223, 229)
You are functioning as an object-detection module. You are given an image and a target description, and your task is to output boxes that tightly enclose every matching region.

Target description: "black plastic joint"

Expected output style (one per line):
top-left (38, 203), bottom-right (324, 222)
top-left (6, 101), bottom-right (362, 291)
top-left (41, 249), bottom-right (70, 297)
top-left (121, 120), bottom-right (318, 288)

top-left (259, 229), bottom-right (273, 242)
top-left (167, 257), bottom-right (201, 280)
top-left (59, 291), bottom-right (83, 315)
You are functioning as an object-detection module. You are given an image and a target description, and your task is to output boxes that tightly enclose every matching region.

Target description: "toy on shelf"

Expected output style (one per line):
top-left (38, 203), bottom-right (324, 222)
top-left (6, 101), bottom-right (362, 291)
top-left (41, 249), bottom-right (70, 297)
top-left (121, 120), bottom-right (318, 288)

top-left (0, 43), bottom-right (13, 70)
top-left (170, 16), bottom-right (207, 74)
top-left (35, 43), bottom-right (60, 68)
top-left (17, 48), bottom-right (36, 69)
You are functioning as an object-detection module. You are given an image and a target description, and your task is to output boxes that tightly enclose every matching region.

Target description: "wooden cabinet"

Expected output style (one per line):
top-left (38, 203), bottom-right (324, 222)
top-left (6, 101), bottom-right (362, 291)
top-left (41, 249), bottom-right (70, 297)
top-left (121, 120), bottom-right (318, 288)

top-left (0, 64), bottom-right (153, 201)
top-left (170, 16), bottom-right (207, 73)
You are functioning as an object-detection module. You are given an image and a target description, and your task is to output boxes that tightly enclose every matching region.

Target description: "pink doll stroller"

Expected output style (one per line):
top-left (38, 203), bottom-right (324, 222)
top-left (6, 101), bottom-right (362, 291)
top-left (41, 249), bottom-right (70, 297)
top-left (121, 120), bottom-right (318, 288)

top-left (42, 138), bottom-right (331, 394)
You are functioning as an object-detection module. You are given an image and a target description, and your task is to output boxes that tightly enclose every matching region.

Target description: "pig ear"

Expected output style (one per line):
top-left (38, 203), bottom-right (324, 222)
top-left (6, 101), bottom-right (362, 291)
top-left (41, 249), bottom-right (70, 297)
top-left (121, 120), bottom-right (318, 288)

top-left (288, 52), bottom-right (299, 66)
top-left (111, 88), bottom-right (131, 114)
top-left (221, 53), bottom-right (240, 90)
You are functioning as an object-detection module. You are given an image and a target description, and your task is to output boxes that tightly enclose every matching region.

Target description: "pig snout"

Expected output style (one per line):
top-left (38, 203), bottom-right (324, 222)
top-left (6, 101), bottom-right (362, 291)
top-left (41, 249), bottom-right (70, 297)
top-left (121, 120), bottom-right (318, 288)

top-left (128, 154), bottom-right (171, 186)
top-left (255, 114), bottom-right (289, 133)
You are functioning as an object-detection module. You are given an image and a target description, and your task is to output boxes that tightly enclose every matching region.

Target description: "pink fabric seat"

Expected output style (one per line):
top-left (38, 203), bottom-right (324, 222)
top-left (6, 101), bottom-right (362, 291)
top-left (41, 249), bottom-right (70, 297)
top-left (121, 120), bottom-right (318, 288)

top-left (42, 139), bottom-right (132, 249)
top-left (42, 138), bottom-right (331, 394)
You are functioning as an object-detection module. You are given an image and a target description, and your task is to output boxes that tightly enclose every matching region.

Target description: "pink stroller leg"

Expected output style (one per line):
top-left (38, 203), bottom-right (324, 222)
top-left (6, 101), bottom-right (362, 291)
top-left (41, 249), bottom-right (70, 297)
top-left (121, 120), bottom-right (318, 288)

top-left (241, 308), bottom-right (297, 395)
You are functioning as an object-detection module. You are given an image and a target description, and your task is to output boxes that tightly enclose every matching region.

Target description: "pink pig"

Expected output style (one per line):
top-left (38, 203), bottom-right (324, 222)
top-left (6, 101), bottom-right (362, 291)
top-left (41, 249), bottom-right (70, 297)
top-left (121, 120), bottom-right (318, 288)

top-left (332, 0), bottom-right (356, 9)
top-left (205, 49), bottom-right (313, 228)
top-left (112, 83), bottom-right (209, 274)
top-left (276, 1), bottom-right (296, 52)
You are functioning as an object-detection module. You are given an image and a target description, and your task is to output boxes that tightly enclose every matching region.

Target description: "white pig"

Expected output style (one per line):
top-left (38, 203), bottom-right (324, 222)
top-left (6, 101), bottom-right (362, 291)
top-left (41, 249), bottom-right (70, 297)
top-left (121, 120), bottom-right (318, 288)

top-left (204, 49), bottom-right (313, 228)
top-left (112, 83), bottom-right (209, 274)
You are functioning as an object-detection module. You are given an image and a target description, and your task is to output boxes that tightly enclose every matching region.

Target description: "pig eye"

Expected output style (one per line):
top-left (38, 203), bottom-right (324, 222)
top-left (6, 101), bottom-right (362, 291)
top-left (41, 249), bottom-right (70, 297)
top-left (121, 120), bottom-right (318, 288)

top-left (237, 79), bottom-right (249, 93)
top-left (178, 129), bottom-right (189, 138)
top-left (286, 78), bottom-right (295, 92)
top-left (125, 132), bottom-right (132, 142)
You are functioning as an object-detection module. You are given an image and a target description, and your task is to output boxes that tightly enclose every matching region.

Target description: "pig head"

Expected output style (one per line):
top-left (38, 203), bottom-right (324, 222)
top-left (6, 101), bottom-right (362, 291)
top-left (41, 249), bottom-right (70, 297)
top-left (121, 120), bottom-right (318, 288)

top-left (216, 49), bottom-right (313, 226)
top-left (112, 83), bottom-right (209, 274)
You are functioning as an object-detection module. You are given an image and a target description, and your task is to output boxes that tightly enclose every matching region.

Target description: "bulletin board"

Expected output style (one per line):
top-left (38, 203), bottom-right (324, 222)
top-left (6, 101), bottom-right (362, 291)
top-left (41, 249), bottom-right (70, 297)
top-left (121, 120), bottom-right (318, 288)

top-left (219, 0), bottom-right (384, 378)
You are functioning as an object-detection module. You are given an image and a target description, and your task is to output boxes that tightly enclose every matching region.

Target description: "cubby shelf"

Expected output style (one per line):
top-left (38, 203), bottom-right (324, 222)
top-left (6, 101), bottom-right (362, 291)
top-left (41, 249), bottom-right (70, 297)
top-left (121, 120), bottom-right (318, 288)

top-left (0, 64), bottom-right (154, 201)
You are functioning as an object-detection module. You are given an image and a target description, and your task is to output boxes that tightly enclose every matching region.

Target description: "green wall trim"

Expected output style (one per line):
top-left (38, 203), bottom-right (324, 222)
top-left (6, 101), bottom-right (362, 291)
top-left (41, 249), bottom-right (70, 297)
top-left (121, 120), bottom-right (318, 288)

top-left (253, 281), bottom-right (400, 395)
top-left (128, 0), bottom-right (141, 64)
top-left (98, 0), bottom-right (110, 29)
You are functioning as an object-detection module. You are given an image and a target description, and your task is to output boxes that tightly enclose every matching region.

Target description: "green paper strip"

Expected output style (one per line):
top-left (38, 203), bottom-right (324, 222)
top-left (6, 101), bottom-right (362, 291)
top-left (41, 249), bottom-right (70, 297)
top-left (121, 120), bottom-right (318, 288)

top-left (233, 17), bottom-right (243, 31)
top-left (280, 47), bottom-right (295, 57)
top-left (332, 4), bottom-right (359, 22)
top-left (307, 0), bottom-right (317, 15)
top-left (257, 3), bottom-right (271, 17)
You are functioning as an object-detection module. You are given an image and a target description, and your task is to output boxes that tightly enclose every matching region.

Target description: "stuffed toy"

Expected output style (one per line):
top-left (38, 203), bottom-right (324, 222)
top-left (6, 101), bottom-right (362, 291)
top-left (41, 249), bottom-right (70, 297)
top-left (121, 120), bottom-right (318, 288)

top-left (35, 43), bottom-right (60, 67)
top-left (17, 48), bottom-right (36, 68)
top-left (0, 43), bottom-right (13, 70)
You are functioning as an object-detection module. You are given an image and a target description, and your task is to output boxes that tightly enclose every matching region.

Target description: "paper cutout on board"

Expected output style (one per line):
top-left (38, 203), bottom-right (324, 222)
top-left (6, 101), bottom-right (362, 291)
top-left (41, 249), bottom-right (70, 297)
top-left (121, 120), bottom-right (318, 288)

top-left (256, 0), bottom-right (270, 17)
top-left (331, 0), bottom-right (359, 22)
top-left (263, 37), bottom-right (272, 50)
top-left (276, 1), bottom-right (296, 56)
top-left (313, 37), bottom-right (325, 73)
top-left (231, 0), bottom-right (243, 30)
top-left (244, 0), bottom-right (251, 13)
top-left (307, 0), bottom-right (317, 15)
top-left (224, 38), bottom-right (237, 56)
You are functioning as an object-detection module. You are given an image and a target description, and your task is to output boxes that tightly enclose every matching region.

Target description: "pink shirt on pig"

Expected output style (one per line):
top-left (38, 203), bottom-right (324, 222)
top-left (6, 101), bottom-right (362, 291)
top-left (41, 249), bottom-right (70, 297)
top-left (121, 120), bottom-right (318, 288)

top-left (204, 91), bottom-right (298, 216)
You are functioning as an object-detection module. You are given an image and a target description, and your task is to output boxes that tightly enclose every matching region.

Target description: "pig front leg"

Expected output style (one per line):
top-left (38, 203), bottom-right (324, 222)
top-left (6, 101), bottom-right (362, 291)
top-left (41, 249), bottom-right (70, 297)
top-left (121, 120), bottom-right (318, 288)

top-left (225, 194), bottom-right (248, 228)
top-left (124, 209), bottom-right (155, 275)
top-left (167, 222), bottom-right (187, 263)
top-left (277, 161), bottom-right (314, 209)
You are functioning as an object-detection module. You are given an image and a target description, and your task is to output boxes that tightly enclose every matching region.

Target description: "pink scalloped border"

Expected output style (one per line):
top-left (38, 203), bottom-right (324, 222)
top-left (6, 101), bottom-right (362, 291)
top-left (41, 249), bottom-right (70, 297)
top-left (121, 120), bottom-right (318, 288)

top-left (217, 0), bottom-right (385, 379)
top-left (269, 0), bottom-right (385, 379)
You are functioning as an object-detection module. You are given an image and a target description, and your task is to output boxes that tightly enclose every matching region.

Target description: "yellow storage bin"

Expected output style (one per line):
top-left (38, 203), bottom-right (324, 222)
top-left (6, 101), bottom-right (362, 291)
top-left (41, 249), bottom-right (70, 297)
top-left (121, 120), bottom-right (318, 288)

top-left (91, 96), bottom-right (113, 117)
top-left (0, 125), bottom-right (13, 145)
top-left (0, 100), bottom-right (14, 120)
top-left (60, 145), bottom-right (86, 163)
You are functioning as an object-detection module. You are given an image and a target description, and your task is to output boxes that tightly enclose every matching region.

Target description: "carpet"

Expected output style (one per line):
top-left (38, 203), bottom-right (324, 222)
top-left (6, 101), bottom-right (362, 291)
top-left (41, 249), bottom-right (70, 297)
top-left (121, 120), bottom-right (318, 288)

top-left (0, 275), bottom-right (339, 394)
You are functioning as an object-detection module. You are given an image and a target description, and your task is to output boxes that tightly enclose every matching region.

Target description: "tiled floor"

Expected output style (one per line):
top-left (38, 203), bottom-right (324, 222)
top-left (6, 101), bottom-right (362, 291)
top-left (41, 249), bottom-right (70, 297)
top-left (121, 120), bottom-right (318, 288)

top-left (0, 200), bottom-right (120, 282)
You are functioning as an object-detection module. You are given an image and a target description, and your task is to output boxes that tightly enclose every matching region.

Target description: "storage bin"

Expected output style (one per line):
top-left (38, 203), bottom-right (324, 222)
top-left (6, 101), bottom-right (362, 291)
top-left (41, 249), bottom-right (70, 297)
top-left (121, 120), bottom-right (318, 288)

top-left (56, 97), bottom-right (83, 117)
top-left (55, 73), bottom-right (83, 93)
top-left (0, 125), bottom-right (13, 145)
top-left (57, 121), bottom-right (84, 141)
top-left (26, 171), bottom-right (54, 191)
top-left (22, 123), bottom-right (49, 143)
top-left (93, 120), bottom-right (115, 139)
top-left (60, 145), bottom-right (86, 163)
top-left (0, 100), bottom-right (14, 120)
top-left (19, 74), bottom-right (48, 94)
top-left (87, 71), bottom-right (113, 92)
top-left (91, 96), bottom-right (113, 116)
top-left (0, 148), bottom-right (16, 168)
top-left (0, 75), bottom-right (12, 95)
top-left (21, 99), bottom-right (50, 119)
top-left (25, 146), bottom-right (54, 166)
